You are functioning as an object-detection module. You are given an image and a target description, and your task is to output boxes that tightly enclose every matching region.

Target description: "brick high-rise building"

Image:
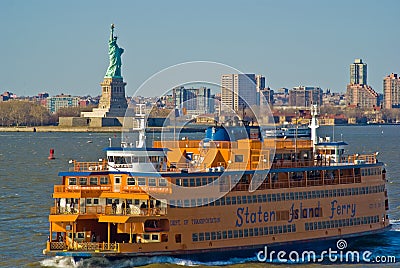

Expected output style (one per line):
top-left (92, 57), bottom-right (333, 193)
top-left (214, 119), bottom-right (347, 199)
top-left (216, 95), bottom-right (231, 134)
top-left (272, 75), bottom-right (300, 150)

top-left (383, 73), bottom-right (400, 109)
top-left (346, 84), bottom-right (378, 108)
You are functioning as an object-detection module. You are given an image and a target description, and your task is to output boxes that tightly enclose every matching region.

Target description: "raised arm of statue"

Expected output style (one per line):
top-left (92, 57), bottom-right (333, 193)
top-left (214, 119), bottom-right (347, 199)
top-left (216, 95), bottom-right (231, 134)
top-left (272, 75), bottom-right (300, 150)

top-left (110, 24), bottom-right (115, 41)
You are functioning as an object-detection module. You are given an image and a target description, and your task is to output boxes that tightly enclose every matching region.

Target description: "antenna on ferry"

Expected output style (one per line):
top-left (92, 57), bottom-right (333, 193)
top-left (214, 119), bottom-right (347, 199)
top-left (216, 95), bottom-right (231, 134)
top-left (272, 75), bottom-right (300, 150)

top-left (309, 104), bottom-right (319, 153)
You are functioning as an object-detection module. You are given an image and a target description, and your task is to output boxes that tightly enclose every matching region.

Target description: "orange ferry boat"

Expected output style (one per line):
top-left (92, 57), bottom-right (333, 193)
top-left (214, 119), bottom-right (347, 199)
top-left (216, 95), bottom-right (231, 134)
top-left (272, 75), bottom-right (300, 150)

top-left (43, 106), bottom-right (390, 261)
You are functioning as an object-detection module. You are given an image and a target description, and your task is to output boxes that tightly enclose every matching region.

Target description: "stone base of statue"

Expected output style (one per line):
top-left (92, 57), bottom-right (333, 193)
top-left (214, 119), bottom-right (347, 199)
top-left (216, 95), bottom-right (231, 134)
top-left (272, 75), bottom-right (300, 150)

top-left (82, 77), bottom-right (128, 118)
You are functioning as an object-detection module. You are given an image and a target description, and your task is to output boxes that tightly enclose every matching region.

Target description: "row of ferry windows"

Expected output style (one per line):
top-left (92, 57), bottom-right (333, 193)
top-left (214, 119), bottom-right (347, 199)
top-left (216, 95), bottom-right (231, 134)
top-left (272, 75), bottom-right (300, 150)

top-left (70, 198), bottom-right (162, 206)
top-left (361, 168), bottom-right (382, 176)
top-left (107, 156), bottom-right (166, 164)
top-left (172, 169), bottom-right (374, 187)
top-left (68, 177), bottom-right (167, 187)
top-left (127, 177), bottom-right (167, 187)
top-left (170, 185), bottom-right (385, 208)
top-left (175, 177), bottom-right (218, 187)
top-left (305, 215), bottom-right (380, 231)
top-left (192, 224), bottom-right (297, 242)
top-left (68, 177), bottom-right (108, 185)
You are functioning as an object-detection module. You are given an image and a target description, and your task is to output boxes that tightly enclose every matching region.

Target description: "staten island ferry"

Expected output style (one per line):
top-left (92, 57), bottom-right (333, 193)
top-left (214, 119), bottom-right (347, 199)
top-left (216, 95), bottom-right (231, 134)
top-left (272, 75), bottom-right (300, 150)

top-left (43, 105), bottom-right (390, 261)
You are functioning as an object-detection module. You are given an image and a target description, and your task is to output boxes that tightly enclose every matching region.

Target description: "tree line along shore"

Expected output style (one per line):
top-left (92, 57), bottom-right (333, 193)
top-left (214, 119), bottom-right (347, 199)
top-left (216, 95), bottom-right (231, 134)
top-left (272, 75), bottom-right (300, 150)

top-left (1, 100), bottom-right (400, 130)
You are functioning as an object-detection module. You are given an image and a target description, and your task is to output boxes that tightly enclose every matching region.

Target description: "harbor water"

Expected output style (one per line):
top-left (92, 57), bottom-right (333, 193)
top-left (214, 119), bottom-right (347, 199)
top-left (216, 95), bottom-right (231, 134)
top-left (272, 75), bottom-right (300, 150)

top-left (0, 125), bottom-right (399, 267)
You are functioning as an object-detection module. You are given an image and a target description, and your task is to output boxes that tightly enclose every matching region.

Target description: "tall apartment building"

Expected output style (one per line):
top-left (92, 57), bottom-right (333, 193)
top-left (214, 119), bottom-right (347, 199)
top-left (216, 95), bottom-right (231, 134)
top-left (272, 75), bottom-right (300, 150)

top-left (173, 86), bottom-right (214, 115)
top-left (255, 75), bottom-right (265, 90)
top-left (346, 58), bottom-right (378, 109)
top-left (221, 74), bottom-right (257, 112)
top-left (350, 59), bottom-right (367, 85)
top-left (383, 73), bottom-right (400, 109)
top-left (346, 84), bottom-right (378, 108)
top-left (288, 86), bottom-right (323, 107)
top-left (255, 75), bottom-right (266, 106)
top-left (260, 88), bottom-right (274, 104)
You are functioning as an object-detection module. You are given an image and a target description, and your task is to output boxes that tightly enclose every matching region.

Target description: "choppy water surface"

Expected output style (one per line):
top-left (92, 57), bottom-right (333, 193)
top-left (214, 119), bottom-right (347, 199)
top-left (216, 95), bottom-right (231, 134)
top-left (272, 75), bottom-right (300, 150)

top-left (0, 126), bottom-right (399, 267)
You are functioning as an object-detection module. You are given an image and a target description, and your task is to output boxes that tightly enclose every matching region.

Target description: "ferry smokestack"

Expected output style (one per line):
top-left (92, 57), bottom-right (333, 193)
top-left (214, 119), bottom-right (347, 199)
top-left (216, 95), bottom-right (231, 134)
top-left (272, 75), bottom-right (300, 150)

top-left (48, 148), bottom-right (55, 160)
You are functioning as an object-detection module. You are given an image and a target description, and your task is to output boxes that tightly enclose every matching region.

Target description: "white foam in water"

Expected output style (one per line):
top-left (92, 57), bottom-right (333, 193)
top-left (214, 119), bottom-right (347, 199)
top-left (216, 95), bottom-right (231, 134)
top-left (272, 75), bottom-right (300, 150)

top-left (40, 256), bottom-right (78, 268)
top-left (38, 255), bottom-right (258, 268)
top-left (390, 219), bottom-right (400, 231)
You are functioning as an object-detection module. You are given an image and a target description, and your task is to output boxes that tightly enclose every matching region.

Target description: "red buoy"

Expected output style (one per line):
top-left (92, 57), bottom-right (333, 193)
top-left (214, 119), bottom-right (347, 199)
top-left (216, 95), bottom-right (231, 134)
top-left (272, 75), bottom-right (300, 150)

top-left (48, 148), bottom-right (55, 160)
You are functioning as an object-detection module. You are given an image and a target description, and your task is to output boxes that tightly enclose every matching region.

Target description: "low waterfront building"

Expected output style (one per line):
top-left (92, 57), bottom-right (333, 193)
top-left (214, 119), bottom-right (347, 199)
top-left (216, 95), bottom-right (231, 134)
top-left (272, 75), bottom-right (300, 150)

top-left (46, 94), bottom-right (79, 113)
top-left (288, 86), bottom-right (323, 107)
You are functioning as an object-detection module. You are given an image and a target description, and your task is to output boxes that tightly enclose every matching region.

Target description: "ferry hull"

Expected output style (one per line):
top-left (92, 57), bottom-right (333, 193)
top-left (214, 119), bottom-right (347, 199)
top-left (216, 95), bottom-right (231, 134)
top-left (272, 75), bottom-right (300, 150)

top-left (54, 226), bottom-right (390, 263)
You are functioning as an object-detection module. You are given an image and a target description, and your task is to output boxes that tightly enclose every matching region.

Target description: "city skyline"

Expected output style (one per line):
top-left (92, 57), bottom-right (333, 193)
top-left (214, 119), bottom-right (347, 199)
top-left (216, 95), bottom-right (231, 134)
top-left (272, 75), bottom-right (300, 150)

top-left (1, 0), bottom-right (399, 97)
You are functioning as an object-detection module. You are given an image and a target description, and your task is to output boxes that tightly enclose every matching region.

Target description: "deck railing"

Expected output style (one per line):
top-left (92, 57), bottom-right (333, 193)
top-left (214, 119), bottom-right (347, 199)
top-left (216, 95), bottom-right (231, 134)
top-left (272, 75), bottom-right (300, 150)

top-left (153, 140), bottom-right (234, 149)
top-left (69, 160), bottom-right (108, 172)
top-left (49, 241), bottom-right (119, 252)
top-left (121, 185), bottom-right (171, 194)
top-left (54, 185), bottom-right (112, 193)
top-left (347, 154), bottom-right (377, 164)
top-left (264, 139), bottom-right (313, 149)
top-left (50, 204), bottom-right (167, 216)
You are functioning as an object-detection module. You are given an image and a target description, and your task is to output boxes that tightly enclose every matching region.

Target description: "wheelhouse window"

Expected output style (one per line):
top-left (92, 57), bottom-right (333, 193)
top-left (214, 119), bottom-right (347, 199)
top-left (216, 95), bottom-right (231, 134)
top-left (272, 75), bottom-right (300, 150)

top-left (90, 177), bottom-right (98, 185)
top-left (132, 156), bottom-right (147, 163)
top-left (127, 177), bottom-right (136, 185)
top-left (114, 156), bottom-right (127, 164)
top-left (100, 177), bottom-right (108, 184)
top-left (148, 178), bottom-right (156, 186)
top-left (138, 178), bottom-right (146, 186)
top-left (79, 177), bottom-right (87, 185)
top-left (159, 178), bottom-right (167, 187)
top-left (69, 177), bottom-right (77, 185)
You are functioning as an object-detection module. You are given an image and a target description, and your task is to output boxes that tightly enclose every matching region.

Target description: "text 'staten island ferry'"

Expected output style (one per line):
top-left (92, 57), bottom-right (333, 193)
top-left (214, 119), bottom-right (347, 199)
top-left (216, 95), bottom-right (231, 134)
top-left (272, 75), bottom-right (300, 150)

top-left (43, 106), bottom-right (390, 261)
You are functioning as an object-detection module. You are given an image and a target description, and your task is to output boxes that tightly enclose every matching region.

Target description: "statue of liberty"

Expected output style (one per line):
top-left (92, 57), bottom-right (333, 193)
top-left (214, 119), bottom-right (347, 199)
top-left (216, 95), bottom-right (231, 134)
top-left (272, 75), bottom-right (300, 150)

top-left (105, 24), bottom-right (124, 78)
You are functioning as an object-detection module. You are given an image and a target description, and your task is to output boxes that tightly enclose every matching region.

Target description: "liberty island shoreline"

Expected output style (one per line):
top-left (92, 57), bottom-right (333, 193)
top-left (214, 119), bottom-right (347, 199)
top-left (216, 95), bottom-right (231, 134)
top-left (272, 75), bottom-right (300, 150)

top-left (0, 123), bottom-right (398, 133)
top-left (0, 126), bottom-right (124, 132)
top-left (0, 125), bottom-right (227, 133)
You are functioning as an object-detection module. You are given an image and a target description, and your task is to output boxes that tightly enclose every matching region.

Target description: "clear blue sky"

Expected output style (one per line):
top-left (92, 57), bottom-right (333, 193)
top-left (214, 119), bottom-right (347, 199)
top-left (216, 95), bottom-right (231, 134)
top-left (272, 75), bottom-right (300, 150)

top-left (1, 0), bottom-right (399, 97)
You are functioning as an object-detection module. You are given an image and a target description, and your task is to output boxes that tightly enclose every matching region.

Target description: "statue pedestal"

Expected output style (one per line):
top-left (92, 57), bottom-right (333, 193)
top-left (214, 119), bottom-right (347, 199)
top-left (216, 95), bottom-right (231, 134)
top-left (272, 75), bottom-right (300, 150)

top-left (82, 77), bottom-right (128, 118)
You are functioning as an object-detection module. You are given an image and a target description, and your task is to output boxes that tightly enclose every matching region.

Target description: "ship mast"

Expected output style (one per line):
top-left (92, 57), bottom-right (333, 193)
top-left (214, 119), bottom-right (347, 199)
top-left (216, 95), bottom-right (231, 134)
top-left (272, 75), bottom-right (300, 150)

top-left (309, 104), bottom-right (319, 153)
top-left (133, 104), bottom-right (146, 148)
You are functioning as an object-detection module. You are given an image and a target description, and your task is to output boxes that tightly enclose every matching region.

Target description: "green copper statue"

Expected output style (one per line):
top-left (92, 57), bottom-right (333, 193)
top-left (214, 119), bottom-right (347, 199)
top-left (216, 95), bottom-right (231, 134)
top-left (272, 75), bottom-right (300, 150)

top-left (105, 24), bottom-right (124, 78)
